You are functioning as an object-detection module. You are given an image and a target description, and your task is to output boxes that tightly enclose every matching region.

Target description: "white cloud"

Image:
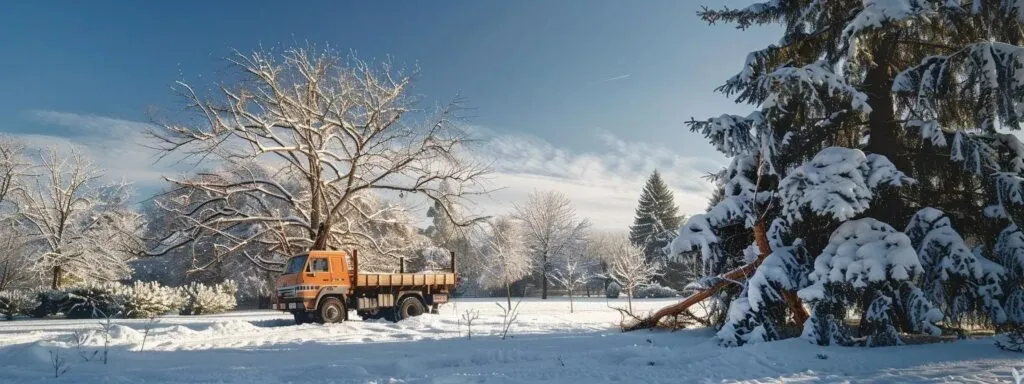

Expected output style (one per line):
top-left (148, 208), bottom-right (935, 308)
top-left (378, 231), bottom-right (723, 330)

top-left (17, 111), bottom-right (186, 200)
top-left (464, 126), bottom-right (725, 230)
top-left (18, 111), bottom-right (725, 230)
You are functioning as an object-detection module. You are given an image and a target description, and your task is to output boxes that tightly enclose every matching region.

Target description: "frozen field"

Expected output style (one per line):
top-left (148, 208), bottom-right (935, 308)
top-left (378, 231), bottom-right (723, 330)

top-left (1, 297), bottom-right (1022, 383)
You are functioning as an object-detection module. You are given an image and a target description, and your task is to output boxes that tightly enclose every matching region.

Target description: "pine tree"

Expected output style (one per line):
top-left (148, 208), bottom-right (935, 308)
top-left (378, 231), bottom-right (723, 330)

top-left (629, 171), bottom-right (683, 267)
top-left (649, 1), bottom-right (1024, 345)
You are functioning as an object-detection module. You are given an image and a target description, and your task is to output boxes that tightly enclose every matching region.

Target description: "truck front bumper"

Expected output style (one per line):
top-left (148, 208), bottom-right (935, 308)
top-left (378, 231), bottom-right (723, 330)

top-left (273, 300), bottom-right (315, 311)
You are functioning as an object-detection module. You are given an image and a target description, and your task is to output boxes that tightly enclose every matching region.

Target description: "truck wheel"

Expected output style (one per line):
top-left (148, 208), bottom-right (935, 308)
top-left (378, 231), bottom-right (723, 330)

top-left (319, 297), bottom-right (346, 324)
top-left (293, 311), bottom-right (310, 325)
top-left (394, 296), bottom-right (426, 321)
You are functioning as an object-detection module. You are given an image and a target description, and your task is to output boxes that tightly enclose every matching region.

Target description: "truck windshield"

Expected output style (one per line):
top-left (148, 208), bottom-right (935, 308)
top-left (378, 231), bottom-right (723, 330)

top-left (283, 255), bottom-right (308, 274)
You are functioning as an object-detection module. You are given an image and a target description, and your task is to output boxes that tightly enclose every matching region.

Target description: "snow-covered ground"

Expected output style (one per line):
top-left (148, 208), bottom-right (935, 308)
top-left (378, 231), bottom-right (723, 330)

top-left (1, 297), bottom-right (1022, 383)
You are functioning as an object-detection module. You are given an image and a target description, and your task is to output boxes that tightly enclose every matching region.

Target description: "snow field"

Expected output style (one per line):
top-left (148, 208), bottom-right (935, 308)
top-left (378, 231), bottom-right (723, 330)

top-left (0, 297), bottom-right (1021, 383)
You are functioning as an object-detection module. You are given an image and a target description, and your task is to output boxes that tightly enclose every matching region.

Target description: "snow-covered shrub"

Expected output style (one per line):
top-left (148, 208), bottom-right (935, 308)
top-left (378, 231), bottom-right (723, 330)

top-left (996, 324), bottom-right (1024, 352)
top-left (798, 219), bottom-right (939, 346)
top-left (863, 295), bottom-right (901, 347)
top-left (0, 290), bottom-right (37, 320)
top-left (800, 288), bottom-right (854, 347)
top-left (605, 281), bottom-right (621, 299)
top-left (634, 283), bottom-right (678, 299)
top-left (180, 281), bottom-right (238, 315)
top-left (717, 296), bottom-right (775, 347)
top-left (905, 208), bottom-right (1007, 328)
top-left (122, 281), bottom-right (185, 319)
top-left (31, 289), bottom-right (67, 318)
top-left (63, 283), bottom-right (126, 319)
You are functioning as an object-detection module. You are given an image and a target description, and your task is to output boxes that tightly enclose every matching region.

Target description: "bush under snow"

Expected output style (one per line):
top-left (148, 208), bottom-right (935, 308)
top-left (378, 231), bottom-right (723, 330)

top-left (634, 283), bottom-right (679, 299)
top-left (799, 218), bottom-right (941, 346)
top-left (605, 282), bottom-right (621, 299)
top-left (180, 281), bottom-right (238, 316)
top-left (0, 290), bottom-right (37, 320)
top-left (122, 281), bottom-right (186, 319)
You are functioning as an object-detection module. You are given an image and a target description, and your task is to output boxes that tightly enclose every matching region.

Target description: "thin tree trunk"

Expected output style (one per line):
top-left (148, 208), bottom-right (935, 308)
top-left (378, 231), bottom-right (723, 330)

top-left (627, 288), bottom-right (633, 314)
top-left (541, 253), bottom-right (549, 300)
top-left (51, 265), bottom-right (62, 290)
top-left (506, 283), bottom-right (512, 310)
top-left (569, 289), bottom-right (574, 313)
top-left (752, 221), bottom-right (810, 326)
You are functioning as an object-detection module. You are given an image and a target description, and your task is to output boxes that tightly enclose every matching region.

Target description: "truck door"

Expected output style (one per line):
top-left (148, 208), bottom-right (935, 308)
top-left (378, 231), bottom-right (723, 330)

top-left (307, 256), bottom-right (331, 284)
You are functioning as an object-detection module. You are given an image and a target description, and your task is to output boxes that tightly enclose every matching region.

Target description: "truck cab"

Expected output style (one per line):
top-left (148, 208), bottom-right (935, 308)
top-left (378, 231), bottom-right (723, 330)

top-left (274, 249), bottom-right (457, 324)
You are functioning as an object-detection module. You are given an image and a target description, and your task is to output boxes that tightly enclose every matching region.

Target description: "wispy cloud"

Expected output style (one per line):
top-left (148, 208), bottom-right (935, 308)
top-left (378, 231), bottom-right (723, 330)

top-left (18, 111), bottom-right (723, 230)
top-left (466, 127), bottom-right (723, 229)
top-left (601, 74), bottom-right (631, 82)
top-left (19, 110), bottom-right (183, 200)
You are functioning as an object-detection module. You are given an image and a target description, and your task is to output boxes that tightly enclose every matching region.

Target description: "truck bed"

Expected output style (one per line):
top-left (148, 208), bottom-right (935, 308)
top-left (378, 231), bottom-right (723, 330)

top-left (355, 272), bottom-right (456, 287)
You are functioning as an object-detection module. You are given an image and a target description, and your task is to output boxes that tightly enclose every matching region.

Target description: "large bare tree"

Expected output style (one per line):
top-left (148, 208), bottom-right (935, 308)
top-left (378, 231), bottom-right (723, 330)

top-left (148, 47), bottom-right (488, 272)
top-left (19, 148), bottom-right (142, 289)
top-left (513, 190), bottom-right (589, 299)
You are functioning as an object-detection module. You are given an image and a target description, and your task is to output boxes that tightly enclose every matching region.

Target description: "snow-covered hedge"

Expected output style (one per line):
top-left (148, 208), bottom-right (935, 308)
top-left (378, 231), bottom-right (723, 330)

top-left (634, 283), bottom-right (679, 298)
top-left (63, 283), bottom-right (127, 319)
top-left (180, 280), bottom-right (238, 315)
top-left (606, 282), bottom-right (621, 299)
top-left (26, 281), bottom-right (236, 319)
top-left (122, 281), bottom-right (186, 319)
top-left (0, 290), bottom-right (37, 320)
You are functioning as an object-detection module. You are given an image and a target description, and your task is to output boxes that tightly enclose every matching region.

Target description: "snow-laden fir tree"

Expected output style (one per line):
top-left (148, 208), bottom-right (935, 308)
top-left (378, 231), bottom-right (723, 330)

top-left (658, 0), bottom-right (1024, 345)
top-left (630, 171), bottom-right (683, 268)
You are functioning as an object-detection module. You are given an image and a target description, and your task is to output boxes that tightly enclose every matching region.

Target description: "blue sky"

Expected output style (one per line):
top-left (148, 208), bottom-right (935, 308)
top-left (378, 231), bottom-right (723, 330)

top-left (0, 0), bottom-right (777, 229)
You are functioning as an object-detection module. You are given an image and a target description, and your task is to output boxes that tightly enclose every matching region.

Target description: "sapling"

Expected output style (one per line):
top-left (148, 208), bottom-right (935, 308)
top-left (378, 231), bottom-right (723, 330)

top-left (49, 350), bottom-right (69, 378)
top-left (460, 308), bottom-right (480, 339)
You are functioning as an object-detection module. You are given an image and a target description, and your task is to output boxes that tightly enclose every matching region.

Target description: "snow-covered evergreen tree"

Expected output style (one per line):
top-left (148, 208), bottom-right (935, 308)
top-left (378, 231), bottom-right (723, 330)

top-left (658, 0), bottom-right (1024, 347)
top-left (630, 171), bottom-right (683, 269)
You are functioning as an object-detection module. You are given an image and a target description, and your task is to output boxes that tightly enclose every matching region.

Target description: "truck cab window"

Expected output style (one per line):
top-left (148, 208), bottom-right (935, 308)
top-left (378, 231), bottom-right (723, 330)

top-left (311, 258), bottom-right (329, 272)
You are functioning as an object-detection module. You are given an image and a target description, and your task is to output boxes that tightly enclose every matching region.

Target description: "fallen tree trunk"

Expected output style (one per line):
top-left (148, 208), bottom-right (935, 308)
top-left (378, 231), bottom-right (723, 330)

top-left (623, 220), bottom-right (809, 332)
top-left (622, 253), bottom-right (765, 331)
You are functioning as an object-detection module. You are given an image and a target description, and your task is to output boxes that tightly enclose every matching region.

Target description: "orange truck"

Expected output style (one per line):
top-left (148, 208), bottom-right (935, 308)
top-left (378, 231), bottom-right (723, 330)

top-left (273, 249), bottom-right (458, 324)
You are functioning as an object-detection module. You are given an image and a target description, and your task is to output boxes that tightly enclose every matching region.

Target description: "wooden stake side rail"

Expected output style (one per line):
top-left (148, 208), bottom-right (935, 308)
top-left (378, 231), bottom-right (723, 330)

top-left (355, 272), bottom-right (457, 287)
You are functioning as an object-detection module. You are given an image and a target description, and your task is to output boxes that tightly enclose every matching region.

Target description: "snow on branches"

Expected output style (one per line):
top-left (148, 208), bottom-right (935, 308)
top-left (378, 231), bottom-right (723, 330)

top-left (717, 241), bottom-right (811, 346)
top-left (802, 219), bottom-right (921, 292)
top-left (798, 218), bottom-right (941, 346)
top-left (895, 42), bottom-right (1024, 134)
top-left (19, 147), bottom-right (142, 289)
top-left (779, 147), bottom-right (913, 222)
top-left (148, 47), bottom-right (489, 272)
top-left (906, 208), bottom-right (1008, 326)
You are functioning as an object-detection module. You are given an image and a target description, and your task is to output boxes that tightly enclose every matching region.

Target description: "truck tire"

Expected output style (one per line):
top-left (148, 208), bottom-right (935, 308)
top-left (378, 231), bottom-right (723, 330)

top-left (293, 311), bottom-right (311, 325)
top-left (319, 297), bottom-right (346, 324)
top-left (393, 296), bottom-right (426, 322)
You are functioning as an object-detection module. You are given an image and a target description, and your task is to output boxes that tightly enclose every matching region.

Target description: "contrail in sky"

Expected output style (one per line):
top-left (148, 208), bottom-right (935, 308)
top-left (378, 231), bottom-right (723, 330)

top-left (601, 74), bottom-right (631, 82)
